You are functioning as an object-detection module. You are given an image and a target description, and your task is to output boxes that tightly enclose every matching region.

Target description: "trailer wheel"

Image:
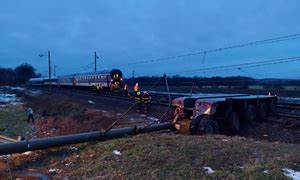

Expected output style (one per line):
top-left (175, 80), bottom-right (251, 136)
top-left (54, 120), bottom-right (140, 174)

top-left (227, 112), bottom-right (240, 134)
top-left (257, 103), bottom-right (268, 120)
top-left (244, 105), bottom-right (256, 122)
top-left (189, 116), bottom-right (202, 135)
top-left (199, 117), bottom-right (220, 134)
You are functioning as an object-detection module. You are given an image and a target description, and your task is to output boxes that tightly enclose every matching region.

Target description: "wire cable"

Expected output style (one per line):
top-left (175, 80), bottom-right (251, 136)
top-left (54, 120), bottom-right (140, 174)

top-left (168, 56), bottom-right (300, 75)
top-left (106, 33), bottom-right (300, 68)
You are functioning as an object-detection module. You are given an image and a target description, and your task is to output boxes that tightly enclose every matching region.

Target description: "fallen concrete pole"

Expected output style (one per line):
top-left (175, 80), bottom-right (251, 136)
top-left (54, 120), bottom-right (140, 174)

top-left (0, 123), bottom-right (173, 155)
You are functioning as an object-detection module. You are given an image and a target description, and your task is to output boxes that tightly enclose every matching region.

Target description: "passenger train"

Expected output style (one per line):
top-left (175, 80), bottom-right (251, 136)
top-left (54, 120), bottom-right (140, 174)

top-left (29, 69), bottom-right (124, 91)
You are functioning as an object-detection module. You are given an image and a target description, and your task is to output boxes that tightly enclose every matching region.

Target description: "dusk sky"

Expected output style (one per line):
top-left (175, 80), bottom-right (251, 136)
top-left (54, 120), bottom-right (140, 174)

top-left (1, 0), bottom-right (300, 78)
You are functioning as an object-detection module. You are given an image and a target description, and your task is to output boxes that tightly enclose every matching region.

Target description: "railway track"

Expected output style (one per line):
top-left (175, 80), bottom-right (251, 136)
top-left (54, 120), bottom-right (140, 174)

top-left (29, 87), bottom-right (300, 119)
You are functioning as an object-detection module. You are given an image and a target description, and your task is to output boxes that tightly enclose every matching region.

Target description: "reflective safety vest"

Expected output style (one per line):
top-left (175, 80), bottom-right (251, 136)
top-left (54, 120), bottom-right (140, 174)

top-left (114, 83), bottom-right (119, 89)
top-left (134, 85), bottom-right (139, 92)
top-left (135, 94), bottom-right (142, 103)
top-left (142, 93), bottom-right (151, 104)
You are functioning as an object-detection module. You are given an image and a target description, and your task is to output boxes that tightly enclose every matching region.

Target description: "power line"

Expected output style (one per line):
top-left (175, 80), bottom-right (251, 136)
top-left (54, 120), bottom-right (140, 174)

top-left (168, 56), bottom-right (300, 75)
top-left (106, 33), bottom-right (300, 68)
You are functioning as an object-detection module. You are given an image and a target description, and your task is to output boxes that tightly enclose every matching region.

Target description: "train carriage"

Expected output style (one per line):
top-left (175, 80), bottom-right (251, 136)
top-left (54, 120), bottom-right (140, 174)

top-left (29, 69), bottom-right (124, 92)
top-left (57, 69), bottom-right (123, 90)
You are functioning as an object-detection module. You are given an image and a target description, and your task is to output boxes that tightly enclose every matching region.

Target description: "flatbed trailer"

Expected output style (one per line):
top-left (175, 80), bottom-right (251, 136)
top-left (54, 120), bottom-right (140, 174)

top-left (172, 94), bottom-right (277, 135)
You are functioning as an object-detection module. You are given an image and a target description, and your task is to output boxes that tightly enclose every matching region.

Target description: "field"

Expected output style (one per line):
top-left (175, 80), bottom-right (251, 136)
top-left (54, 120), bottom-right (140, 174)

top-left (2, 133), bottom-right (300, 179)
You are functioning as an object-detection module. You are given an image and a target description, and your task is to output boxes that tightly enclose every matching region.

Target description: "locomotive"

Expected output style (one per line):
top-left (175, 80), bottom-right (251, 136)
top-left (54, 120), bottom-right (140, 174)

top-left (29, 69), bottom-right (124, 91)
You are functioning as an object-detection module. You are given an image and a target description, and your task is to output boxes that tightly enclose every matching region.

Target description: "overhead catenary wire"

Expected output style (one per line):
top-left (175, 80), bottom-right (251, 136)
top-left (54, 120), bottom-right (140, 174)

top-left (168, 56), bottom-right (300, 75)
top-left (105, 33), bottom-right (300, 68)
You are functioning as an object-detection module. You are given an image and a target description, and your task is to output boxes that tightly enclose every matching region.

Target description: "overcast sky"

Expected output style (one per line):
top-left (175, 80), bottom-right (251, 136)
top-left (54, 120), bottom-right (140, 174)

top-left (1, 0), bottom-right (300, 78)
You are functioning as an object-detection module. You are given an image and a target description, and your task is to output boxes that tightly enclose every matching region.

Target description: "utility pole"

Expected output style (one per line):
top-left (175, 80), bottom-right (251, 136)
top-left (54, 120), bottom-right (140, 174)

top-left (39, 51), bottom-right (52, 92)
top-left (132, 70), bottom-right (135, 78)
top-left (94, 52), bottom-right (97, 72)
top-left (48, 51), bottom-right (51, 92)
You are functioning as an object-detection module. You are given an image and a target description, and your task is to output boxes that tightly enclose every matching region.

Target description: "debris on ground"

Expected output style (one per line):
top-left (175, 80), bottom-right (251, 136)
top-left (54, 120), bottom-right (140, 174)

top-left (112, 150), bottom-right (122, 156)
top-left (203, 167), bottom-right (215, 174)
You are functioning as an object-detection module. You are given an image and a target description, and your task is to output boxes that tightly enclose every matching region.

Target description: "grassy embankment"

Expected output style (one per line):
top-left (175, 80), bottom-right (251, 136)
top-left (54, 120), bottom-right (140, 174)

top-left (0, 107), bottom-right (32, 139)
top-left (9, 133), bottom-right (300, 179)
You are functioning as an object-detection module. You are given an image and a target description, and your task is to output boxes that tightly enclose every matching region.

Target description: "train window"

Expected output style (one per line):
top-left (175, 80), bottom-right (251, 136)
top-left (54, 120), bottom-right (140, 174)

top-left (116, 74), bottom-right (119, 78)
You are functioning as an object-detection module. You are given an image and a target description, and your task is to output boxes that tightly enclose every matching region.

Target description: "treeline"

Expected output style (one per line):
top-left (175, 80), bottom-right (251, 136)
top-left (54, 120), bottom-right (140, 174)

top-left (0, 64), bottom-right (40, 85)
top-left (125, 76), bottom-right (300, 87)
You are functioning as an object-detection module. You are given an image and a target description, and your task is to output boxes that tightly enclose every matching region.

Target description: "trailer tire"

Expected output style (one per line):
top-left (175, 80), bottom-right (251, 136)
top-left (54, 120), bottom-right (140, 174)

top-left (189, 116), bottom-right (202, 135)
top-left (257, 103), bottom-right (268, 121)
top-left (199, 117), bottom-right (220, 135)
top-left (227, 112), bottom-right (240, 134)
top-left (244, 105), bottom-right (256, 122)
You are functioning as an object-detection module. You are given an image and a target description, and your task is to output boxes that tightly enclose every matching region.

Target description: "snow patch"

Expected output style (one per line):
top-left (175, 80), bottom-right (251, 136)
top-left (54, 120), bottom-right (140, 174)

top-left (23, 151), bottom-right (32, 155)
top-left (65, 162), bottom-right (72, 167)
top-left (203, 167), bottom-right (215, 174)
top-left (69, 146), bottom-right (79, 151)
top-left (112, 150), bottom-right (122, 156)
top-left (88, 100), bottom-right (95, 105)
top-left (0, 93), bottom-right (17, 103)
top-left (282, 168), bottom-right (300, 179)
top-left (263, 170), bottom-right (269, 174)
top-left (0, 155), bottom-right (11, 159)
top-left (49, 168), bottom-right (60, 174)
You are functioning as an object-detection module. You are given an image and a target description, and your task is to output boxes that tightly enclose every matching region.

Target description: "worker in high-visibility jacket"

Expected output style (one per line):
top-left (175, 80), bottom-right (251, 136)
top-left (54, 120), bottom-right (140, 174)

top-left (96, 84), bottom-right (100, 95)
top-left (135, 91), bottom-right (142, 113)
top-left (114, 83), bottom-right (119, 93)
top-left (124, 84), bottom-right (129, 97)
top-left (134, 83), bottom-right (139, 95)
top-left (142, 91), bottom-right (151, 114)
top-left (109, 84), bottom-right (114, 93)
